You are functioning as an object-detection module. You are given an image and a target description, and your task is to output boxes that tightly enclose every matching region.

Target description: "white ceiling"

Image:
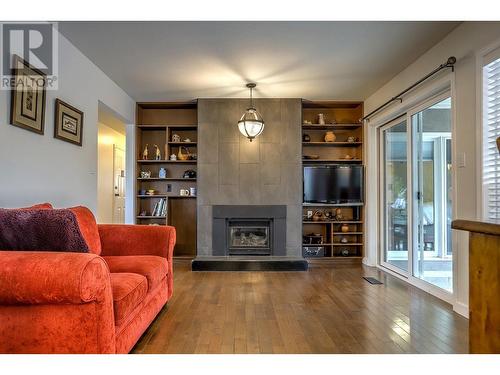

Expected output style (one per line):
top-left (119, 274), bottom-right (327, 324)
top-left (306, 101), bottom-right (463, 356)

top-left (59, 21), bottom-right (460, 102)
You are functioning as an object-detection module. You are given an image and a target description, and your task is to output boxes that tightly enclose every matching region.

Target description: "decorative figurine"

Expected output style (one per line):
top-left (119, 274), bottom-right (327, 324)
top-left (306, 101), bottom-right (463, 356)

top-left (172, 134), bottom-right (181, 142)
top-left (302, 133), bottom-right (311, 142)
top-left (170, 153), bottom-right (177, 161)
top-left (142, 144), bottom-right (149, 160)
top-left (341, 248), bottom-right (350, 257)
top-left (158, 168), bottom-right (167, 179)
top-left (140, 170), bottom-right (152, 179)
top-left (347, 136), bottom-right (356, 143)
top-left (154, 144), bottom-right (161, 160)
top-left (340, 237), bottom-right (348, 244)
top-left (317, 113), bottom-right (325, 125)
top-left (324, 131), bottom-right (336, 142)
top-left (334, 208), bottom-right (343, 221)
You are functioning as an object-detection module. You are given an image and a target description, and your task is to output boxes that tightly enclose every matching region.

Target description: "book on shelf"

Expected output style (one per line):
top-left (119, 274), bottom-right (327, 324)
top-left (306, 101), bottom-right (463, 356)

top-left (151, 198), bottom-right (167, 217)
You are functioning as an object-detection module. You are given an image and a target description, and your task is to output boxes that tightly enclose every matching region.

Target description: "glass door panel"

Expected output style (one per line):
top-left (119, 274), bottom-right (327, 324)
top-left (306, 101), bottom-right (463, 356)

top-left (411, 97), bottom-right (453, 292)
top-left (381, 120), bottom-right (408, 273)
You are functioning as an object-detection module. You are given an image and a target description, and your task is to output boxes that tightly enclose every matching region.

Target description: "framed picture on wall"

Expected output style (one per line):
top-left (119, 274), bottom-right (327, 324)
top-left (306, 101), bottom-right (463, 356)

top-left (10, 55), bottom-right (47, 134)
top-left (54, 99), bottom-right (84, 146)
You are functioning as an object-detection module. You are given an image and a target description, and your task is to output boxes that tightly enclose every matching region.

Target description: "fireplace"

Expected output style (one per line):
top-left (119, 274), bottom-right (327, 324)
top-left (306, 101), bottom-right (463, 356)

top-left (227, 219), bottom-right (272, 255)
top-left (212, 205), bottom-right (286, 256)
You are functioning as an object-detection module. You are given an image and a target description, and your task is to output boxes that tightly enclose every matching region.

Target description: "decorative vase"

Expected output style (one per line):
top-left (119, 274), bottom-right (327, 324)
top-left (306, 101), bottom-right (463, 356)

top-left (177, 146), bottom-right (190, 161)
top-left (341, 248), bottom-right (350, 257)
top-left (324, 131), bottom-right (336, 142)
top-left (341, 224), bottom-right (349, 233)
top-left (302, 133), bottom-right (311, 142)
top-left (317, 113), bottom-right (325, 125)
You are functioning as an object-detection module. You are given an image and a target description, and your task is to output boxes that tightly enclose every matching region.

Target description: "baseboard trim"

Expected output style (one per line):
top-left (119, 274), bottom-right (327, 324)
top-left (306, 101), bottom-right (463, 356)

top-left (453, 301), bottom-right (469, 318)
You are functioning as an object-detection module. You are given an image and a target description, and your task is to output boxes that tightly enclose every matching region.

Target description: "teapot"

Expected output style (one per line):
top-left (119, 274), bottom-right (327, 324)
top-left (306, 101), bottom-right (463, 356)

top-left (312, 210), bottom-right (324, 222)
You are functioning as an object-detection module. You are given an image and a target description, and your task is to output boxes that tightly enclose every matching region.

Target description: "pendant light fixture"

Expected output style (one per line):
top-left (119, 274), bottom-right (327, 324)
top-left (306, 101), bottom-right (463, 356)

top-left (237, 83), bottom-right (265, 141)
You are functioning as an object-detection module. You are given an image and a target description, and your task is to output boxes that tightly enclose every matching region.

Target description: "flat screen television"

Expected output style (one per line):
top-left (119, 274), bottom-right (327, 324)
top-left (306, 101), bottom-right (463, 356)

top-left (303, 165), bottom-right (364, 204)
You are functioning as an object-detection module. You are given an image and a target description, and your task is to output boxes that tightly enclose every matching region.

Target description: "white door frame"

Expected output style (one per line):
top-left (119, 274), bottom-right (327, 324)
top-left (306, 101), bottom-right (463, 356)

top-left (378, 116), bottom-right (409, 277)
top-left (377, 89), bottom-right (455, 304)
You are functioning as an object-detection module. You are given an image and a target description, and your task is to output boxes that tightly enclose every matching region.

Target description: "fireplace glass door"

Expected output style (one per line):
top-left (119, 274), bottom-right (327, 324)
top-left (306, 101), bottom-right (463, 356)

top-left (227, 220), bottom-right (271, 255)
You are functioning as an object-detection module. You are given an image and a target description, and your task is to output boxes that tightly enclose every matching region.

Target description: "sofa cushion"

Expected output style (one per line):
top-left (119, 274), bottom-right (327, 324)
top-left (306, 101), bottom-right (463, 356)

top-left (104, 256), bottom-right (168, 292)
top-left (68, 206), bottom-right (102, 255)
top-left (0, 209), bottom-right (89, 253)
top-left (110, 272), bottom-right (148, 325)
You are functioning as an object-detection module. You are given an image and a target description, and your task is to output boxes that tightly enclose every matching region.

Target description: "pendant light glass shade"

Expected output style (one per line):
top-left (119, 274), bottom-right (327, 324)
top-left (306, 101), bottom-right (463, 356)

top-left (237, 107), bottom-right (265, 141)
top-left (238, 83), bottom-right (264, 141)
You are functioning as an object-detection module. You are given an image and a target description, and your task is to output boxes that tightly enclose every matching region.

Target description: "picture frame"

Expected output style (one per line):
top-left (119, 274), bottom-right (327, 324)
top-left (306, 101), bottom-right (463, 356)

top-left (54, 99), bottom-right (84, 146)
top-left (10, 55), bottom-right (47, 134)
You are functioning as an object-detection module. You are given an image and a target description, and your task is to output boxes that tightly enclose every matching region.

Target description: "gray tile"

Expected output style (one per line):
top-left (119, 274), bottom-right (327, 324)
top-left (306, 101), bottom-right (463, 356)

top-left (286, 204), bottom-right (302, 256)
top-left (239, 136), bottom-right (260, 163)
top-left (260, 183), bottom-right (284, 204)
top-left (197, 163), bottom-right (218, 205)
top-left (217, 184), bottom-right (239, 205)
top-left (197, 205), bottom-right (212, 249)
top-left (239, 163), bottom-right (261, 204)
top-left (198, 122), bottom-right (219, 164)
top-left (219, 142), bottom-right (239, 185)
top-left (260, 162), bottom-right (281, 185)
top-left (283, 163), bottom-right (302, 205)
top-left (260, 142), bottom-right (281, 162)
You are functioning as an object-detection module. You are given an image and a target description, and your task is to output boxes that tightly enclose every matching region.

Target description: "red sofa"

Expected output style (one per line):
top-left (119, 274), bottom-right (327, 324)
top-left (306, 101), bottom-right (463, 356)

top-left (0, 207), bottom-right (176, 354)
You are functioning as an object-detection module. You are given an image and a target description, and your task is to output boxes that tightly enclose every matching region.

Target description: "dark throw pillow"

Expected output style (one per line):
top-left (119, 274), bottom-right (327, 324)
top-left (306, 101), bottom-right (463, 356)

top-left (0, 209), bottom-right (89, 253)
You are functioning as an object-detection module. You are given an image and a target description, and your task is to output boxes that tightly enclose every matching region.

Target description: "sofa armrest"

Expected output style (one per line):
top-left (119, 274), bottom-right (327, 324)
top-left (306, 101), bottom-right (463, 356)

top-left (98, 224), bottom-right (176, 261)
top-left (0, 251), bottom-right (110, 305)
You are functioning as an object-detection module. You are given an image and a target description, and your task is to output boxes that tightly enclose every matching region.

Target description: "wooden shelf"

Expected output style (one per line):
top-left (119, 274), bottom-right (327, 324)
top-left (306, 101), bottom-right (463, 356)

top-left (137, 160), bottom-right (197, 164)
top-left (301, 100), bottom-right (364, 261)
top-left (168, 142), bottom-right (197, 146)
top-left (137, 177), bottom-right (196, 181)
top-left (302, 124), bottom-right (362, 130)
top-left (303, 220), bottom-right (363, 224)
top-left (136, 102), bottom-right (198, 258)
top-left (302, 142), bottom-right (362, 146)
top-left (331, 243), bottom-right (363, 246)
top-left (302, 159), bottom-right (362, 163)
top-left (167, 124), bottom-right (197, 129)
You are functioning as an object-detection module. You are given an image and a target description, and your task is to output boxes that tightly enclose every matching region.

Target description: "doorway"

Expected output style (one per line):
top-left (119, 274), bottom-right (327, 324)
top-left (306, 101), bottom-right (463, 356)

top-left (97, 107), bottom-right (126, 224)
top-left (379, 92), bottom-right (453, 299)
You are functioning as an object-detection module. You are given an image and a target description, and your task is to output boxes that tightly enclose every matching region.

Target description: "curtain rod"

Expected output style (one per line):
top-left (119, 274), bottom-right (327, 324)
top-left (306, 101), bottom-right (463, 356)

top-left (362, 56), bottom-right (456, 122)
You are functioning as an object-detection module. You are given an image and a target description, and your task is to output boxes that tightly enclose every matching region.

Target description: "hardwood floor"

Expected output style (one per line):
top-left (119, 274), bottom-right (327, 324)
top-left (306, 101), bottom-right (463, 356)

top-left (132, 260), bottom-right (468, 354)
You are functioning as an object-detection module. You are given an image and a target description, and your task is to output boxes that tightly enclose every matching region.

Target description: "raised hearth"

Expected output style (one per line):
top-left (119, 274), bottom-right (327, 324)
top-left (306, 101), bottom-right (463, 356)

top-left (191, 256), bottom-right (308, 271)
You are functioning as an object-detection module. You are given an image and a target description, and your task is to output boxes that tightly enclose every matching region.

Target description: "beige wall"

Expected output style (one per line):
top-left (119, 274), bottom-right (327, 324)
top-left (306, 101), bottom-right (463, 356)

top-left (0, 25), bottom-right (135, 212)
top-left (363, 22), bottom-right (500, 317)
top-left (97, 123), bottom-right (125, 223)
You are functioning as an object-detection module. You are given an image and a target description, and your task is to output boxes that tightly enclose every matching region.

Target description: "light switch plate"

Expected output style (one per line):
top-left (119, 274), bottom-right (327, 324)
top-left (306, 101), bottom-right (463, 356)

top-left (457, 152), bottom-right (466, 168)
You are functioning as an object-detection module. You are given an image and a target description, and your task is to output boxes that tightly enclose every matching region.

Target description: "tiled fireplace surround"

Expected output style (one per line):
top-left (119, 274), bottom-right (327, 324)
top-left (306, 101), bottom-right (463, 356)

top-left (197, 98), bottom-right (302, 257)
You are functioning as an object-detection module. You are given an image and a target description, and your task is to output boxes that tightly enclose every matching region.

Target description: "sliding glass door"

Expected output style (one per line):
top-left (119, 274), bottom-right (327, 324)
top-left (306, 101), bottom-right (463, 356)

top-left (411, 97), bottom-right (453, 292)
top-left (381, 119), bottom-right (409, 274)
top-left (379, 93), bottom-right (453, 297)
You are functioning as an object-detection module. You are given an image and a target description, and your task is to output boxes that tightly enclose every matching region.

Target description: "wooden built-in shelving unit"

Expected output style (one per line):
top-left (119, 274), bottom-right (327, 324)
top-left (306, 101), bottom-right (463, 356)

top-left (135, 102), bottom-right (198, 257)
top-left (301, 100), bottom-right (364, 262)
